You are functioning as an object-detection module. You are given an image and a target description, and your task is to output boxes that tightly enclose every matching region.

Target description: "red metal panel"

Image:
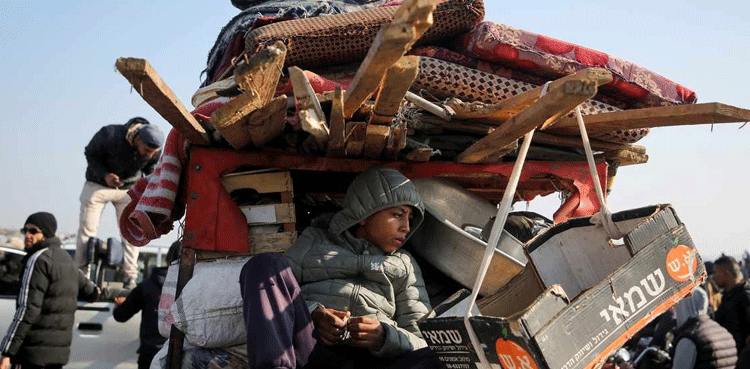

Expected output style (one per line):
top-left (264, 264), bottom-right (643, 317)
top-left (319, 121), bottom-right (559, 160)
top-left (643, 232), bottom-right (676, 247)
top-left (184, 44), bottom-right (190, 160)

top-left (183, 148), bottom-right (607, 252)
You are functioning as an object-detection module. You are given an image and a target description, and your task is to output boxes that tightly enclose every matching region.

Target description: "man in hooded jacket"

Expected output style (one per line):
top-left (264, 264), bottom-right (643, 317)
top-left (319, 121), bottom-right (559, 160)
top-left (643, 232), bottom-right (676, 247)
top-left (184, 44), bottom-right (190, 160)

top-left (1, 212), bottom-right (99, 369)
top-left (239, 167), bottom-right (438, 369)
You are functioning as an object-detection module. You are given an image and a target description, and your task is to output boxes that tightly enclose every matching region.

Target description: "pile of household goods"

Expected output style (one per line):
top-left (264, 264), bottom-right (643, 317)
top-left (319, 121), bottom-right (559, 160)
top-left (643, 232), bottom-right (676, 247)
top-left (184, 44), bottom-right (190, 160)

top-left (117, 0), bottom-right (716, 171)
top-left (118, 0), bottom-right (748, 368)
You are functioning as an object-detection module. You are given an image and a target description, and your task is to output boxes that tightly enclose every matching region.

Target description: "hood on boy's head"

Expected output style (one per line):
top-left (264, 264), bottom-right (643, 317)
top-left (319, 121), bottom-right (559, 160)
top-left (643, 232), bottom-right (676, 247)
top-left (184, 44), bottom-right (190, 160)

top-left (329, 167), bottom-right (424, 241)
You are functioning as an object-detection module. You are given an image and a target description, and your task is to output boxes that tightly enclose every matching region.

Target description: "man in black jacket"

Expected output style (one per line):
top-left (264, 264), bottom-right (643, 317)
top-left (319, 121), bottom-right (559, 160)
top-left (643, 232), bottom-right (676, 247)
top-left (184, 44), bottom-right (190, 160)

top-left (74, 117), bottom-right (164, 288)
top-left (113, 241), bottom-right (180, 369)
top-left (1, 212), bottom-right (99, 369)
top-left (712, 255), bottom-right (750, 368)
top-left (670, 287), bottom-right (737, 369)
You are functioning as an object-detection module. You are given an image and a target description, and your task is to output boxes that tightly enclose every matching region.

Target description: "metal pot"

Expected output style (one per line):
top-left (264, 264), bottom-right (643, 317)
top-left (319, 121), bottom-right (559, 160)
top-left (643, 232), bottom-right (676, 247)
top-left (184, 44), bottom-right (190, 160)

top-left (410, 178), bottom-right (527, 296)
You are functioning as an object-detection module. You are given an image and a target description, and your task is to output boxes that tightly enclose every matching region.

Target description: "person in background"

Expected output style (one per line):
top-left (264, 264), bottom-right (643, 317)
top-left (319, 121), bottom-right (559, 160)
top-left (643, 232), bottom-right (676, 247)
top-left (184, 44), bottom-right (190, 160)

top-left (702, 261), bottom-right (722, 317)
top-left (113, 241), bottom-right (181, 369)
top-left (1, 212), bottom-right (99, 369)
top-left (712, 255), bottom-right (750, 368)
top-left (670, 287), bottom-right (736, 369)
top-left (75, 117), bottom-right (164, 289)
top-left (240, 167), bottom-right (439, 369)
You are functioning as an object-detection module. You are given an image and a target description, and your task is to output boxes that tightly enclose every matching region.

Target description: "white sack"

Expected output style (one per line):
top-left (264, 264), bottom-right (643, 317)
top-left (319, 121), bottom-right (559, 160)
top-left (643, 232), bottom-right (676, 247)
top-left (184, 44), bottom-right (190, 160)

top-left (171, 257), bottom-right (251, 347)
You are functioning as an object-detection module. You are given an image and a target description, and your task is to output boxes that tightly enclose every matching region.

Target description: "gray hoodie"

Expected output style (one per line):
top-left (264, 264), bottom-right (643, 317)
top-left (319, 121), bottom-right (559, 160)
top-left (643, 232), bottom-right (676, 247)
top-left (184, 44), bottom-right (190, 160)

top-left (285, 167), bottom-right (430, 358)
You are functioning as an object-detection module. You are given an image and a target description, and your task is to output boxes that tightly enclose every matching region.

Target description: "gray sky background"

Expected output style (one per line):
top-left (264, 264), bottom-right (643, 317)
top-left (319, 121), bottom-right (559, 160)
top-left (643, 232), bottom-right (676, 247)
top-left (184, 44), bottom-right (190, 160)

top-left (1, 1), bottom-right (748, 261)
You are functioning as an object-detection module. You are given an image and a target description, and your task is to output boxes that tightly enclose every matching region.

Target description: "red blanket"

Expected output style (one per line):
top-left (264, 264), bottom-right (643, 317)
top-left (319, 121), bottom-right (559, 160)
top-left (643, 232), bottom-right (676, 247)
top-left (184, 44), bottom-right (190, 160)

top-left (452, 21), bottom-right (697, 108)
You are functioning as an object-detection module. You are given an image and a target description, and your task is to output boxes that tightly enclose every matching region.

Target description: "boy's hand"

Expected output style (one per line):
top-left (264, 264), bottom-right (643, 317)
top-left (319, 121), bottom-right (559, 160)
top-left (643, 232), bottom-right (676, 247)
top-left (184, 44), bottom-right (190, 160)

top-left (347, 316), bottom-right (386, 351)
top-left (114, 296), bottom-right (126, 306)
top-left (311, 307), bottom-right (350, 345)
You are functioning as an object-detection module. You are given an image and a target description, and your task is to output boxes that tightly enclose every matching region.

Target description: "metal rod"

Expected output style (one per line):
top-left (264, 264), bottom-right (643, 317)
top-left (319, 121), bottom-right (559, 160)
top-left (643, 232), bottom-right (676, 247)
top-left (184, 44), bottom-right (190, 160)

top-left (404, 91), bottom-right (454, 121)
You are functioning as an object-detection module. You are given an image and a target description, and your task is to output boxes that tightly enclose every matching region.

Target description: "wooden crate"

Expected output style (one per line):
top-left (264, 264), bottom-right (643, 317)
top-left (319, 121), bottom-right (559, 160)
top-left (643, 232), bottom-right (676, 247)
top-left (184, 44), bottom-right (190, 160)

top-left (221, 170), bottom-right (297, 254)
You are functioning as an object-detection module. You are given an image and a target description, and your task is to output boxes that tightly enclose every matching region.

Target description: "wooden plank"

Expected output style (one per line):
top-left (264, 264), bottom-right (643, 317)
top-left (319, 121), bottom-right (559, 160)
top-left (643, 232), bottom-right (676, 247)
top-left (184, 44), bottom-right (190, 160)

top-left (416, 114), bottom-right (495, 135)
top-left (370, 56), bottom-right (420, 125)
top-left (383, 121), bottom-right (408, 159)
top-left (240, 203), bottom-right (296, 224)
top-left (392, 0), bottom-right (436, 33)
top-left (221, 171), bottom-right (293, 194)
top-left (445, 68), bottom-right (612, 126)
top-left (363, 124), bottom-right (391, 159)
top-left (405, 147), bottom-right (434, 161)
top-left (115, 58), bottom-right (209, 146)
top-left (547, 102), bottom-right (750, 135)
top-left (604, 149), bottom-right (649, 166)
top-left (213, 94), bottom-right (286, 149)
top-left (234, 41), bottom-right (286, 106)
top-left (165, 247), bottom-right (195, 369)
top-left (279, 191), bottom-right (295, 232)
top-left (456, 79), bottom-right (599, 163)
top-left (345, 121), bottom-right (368, 157)
top-left (210, 89), bottom-right (264, 149)
top-left (289, 66), bottom-right (329, 145)
top-left (245, 95), bottom-right (288, 148)
top-left (445, 98), bottom-right (520, 124)
top-left (248, 231), bottom-right (297, 254)
top-left (209, 42), bottom-right (288, 148)
top-left (195, 250), bottom-right (255, 260)
top-left (343, 0), bottom-right (436, 118)
top-left (326, 86), bottom-right (346, 157)
top-left (532, 131), bottom-right (646, 153)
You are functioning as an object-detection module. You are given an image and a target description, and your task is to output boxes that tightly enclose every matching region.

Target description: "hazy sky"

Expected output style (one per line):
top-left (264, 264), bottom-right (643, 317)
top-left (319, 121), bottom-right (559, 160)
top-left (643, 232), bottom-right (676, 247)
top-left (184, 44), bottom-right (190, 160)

top-left (1, 1), bottom-right (748, 261)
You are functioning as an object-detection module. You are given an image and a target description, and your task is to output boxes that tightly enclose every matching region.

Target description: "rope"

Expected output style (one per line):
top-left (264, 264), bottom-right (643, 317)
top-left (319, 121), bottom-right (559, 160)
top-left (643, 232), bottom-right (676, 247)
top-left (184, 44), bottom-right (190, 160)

top-left (462, 81), bottom-right (553, 369)
top-left (573, 106), bottom-right (626, 240)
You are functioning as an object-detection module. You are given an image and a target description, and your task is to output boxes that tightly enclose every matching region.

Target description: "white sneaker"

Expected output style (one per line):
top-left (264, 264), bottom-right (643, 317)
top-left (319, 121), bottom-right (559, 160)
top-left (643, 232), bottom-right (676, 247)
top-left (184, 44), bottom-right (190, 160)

top-left (124, 279), bottom-right (137, 290)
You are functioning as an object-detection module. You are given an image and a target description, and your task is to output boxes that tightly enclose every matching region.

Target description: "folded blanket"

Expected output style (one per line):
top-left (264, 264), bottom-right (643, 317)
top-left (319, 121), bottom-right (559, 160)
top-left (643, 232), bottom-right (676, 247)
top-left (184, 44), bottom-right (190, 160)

top-left (245, 0), bottom-right (485, 70)
top-left (203, 1), bottom-right (392, 86)
top-left (452, 21), bottom-right (697, 108)
top-left (120, 129), bottom-right (188, 246)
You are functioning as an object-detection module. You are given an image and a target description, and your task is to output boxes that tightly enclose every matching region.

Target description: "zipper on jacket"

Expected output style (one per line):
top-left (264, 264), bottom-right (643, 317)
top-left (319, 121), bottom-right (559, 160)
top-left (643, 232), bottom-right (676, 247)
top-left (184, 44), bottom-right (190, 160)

top-left (349, 255), bottom-right (365, 316)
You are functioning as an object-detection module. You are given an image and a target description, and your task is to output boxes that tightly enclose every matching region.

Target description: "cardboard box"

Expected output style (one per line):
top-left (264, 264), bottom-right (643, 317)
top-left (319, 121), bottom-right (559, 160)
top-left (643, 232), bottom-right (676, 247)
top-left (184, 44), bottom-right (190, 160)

top-left (418, 205), bottom-right (705, 369)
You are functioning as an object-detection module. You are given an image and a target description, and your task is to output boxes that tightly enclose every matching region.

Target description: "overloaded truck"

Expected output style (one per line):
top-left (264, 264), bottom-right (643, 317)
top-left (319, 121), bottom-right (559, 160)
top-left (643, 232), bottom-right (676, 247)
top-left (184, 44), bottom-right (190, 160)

top-left (114, 0), bottom-right (750, 368)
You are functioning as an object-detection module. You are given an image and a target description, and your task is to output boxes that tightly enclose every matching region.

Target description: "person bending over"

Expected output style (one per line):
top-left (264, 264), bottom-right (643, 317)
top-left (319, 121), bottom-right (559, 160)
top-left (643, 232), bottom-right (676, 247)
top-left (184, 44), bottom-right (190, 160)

top-left (75, 117), bottom-right (164, 288)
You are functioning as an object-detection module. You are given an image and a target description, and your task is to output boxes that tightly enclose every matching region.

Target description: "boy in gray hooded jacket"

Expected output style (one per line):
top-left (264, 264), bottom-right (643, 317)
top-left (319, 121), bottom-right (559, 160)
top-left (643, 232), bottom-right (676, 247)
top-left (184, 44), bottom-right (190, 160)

top-left (239, 167), bottom-right (437, 369)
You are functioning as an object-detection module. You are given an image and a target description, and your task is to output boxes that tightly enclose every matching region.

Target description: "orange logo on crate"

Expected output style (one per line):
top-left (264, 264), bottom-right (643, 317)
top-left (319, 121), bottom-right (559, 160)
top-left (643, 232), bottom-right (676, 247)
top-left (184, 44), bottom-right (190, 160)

top-left (666, 244), bottom-right (698, 282)
top-left (495, 338), bottom-right (539, 369)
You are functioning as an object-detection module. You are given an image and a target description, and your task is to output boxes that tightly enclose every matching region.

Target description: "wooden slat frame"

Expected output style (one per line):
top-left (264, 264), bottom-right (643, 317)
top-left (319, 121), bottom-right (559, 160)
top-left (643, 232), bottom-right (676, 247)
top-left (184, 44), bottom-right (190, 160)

top-left (248, 231), bottom-right (297, 254)
top-left (221, 171), bottom-right (293, 194)
top-left (240, 203), bottom-right (296, 225)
